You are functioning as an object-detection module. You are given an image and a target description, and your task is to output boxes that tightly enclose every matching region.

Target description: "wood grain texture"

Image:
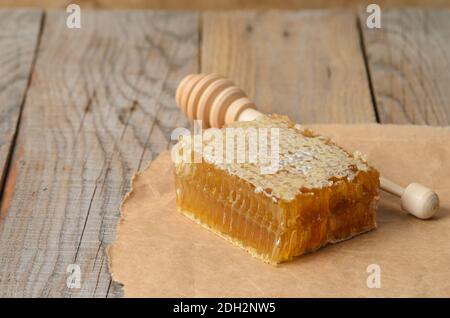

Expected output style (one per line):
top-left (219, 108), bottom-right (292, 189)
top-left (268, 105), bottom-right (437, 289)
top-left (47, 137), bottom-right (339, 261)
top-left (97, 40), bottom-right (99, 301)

top-left (202, 10), bottom-right (376, 124)
top-left (0, 10), bottom-right (42, 217)
top-left (361, 9), bottom-right (450, 125)
top-left (0, 10), bottom-right (198, 297)
top-left (2, 0), bottom-right (450, 10)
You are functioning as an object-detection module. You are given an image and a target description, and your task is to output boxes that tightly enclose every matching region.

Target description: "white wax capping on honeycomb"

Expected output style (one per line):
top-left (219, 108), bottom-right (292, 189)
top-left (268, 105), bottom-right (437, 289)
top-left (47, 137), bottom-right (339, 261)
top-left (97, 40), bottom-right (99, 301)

top-left (177, 114), bottom-right (370, 202)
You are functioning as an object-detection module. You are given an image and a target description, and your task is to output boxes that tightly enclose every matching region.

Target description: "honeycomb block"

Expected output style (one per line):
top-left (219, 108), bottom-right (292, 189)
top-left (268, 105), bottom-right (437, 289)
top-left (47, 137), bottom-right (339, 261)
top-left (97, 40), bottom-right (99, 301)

top-left (174, 115), bottom-right (380, 264)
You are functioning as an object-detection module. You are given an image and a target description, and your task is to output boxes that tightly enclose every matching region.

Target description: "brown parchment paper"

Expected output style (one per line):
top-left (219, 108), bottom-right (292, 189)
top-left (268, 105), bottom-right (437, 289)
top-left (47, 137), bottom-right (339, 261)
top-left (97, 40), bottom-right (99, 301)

top-left (107, 124), bottom-right (450, 297)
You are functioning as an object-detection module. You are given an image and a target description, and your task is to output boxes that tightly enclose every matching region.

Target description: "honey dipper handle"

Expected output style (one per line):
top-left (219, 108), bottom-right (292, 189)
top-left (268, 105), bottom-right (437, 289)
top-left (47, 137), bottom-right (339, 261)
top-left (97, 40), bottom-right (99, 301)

top-left (380, 176), bottom-right (404, 197)
top-left (175, 73), bottom-right (440, 219)
top-left (381, 177), bottom-right (439, 219)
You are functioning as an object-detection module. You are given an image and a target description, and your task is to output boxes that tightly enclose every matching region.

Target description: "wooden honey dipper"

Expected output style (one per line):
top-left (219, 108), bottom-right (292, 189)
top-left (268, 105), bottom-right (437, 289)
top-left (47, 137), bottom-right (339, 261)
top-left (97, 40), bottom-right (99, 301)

top-left (175, 73), bottom-right (440, 219)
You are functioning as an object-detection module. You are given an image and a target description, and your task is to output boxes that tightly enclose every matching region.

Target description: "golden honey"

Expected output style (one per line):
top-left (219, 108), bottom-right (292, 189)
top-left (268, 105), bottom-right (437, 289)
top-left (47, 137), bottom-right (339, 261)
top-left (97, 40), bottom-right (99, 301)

top-left (174, 115), bottom-right (379, 264)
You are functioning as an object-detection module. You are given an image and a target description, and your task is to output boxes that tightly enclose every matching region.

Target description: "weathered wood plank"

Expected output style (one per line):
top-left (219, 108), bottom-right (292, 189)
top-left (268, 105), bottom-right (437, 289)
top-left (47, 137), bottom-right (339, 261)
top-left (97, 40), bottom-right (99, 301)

top-left (0, 10), bottom-right (198, 297)
top-left (2, 0), bottom-right (450, 10)
top-left (360, 9), bottom-right (450, 125)
top-left (202, 10), bottom-right (376, 124)
top-left (0, 10), bottom-right (42, 218)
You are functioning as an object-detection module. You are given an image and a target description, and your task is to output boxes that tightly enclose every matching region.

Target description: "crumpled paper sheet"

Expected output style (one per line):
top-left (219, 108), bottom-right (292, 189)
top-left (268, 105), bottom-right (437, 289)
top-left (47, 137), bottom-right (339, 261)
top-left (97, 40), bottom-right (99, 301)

top-left (107, 124), bottom-right (450, 297)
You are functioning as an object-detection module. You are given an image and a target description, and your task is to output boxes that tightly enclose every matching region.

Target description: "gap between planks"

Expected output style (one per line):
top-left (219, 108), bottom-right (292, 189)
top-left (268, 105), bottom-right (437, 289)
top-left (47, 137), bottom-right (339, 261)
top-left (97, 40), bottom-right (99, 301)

top-left (359, 9), bottom-right (450, 125)
top-left (201, 10), bottom-right (377, 124)
top-left (0, 10), bottom-right (44, 220)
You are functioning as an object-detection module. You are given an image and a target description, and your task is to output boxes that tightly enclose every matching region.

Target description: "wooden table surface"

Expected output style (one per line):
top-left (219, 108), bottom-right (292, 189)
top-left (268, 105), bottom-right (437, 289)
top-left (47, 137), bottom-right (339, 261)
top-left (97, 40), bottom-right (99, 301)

top-left (0, 8), bottom-right (449, 297)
